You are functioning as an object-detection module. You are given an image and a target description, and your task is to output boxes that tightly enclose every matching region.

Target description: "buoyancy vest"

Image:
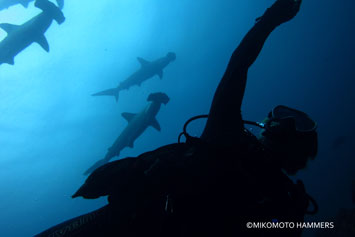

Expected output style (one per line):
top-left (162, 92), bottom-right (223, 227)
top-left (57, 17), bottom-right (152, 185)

top-left (105, 131), bottom-right (313, 236)
top-left (36, 131), bottom-right (315, 237)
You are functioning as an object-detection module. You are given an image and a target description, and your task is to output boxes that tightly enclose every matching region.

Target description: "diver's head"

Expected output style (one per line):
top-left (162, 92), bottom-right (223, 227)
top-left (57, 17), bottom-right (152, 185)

top-left (166, 52), bottom-right (176, 62)
top-left (147, 92), bottom-right (170, 105)
top-left (259, 105), bottom-right (318, 175)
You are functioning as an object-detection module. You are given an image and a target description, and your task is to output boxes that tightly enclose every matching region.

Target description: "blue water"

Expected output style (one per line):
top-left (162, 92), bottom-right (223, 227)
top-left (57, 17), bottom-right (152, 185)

top-left (0, 0), bottom-right (354, 236)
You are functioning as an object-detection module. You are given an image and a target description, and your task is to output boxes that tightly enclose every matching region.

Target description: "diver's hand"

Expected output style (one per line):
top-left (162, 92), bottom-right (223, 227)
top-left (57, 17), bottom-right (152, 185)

top-left (259, 0), bottom-right (302, 26)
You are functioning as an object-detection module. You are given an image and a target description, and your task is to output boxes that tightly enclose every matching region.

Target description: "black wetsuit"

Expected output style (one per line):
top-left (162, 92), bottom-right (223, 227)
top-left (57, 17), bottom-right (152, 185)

top-left (36, 1), bottom-right (311, 236)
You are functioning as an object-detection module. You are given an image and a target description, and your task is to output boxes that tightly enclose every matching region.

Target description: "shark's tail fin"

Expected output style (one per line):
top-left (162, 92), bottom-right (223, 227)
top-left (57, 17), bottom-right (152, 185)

top-left (35, 0), bottom-right (65, 24)
top-left (84, 158), bottom-right (110, 176)
top-left (92, 88), bottom-right (120, 102)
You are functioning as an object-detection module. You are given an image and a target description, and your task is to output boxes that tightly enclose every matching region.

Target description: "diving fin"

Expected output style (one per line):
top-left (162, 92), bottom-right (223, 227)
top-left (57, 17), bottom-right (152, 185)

top-left (92, 88), bottom-right (119, 102)
top-left (72, 183), bottom-right (88, 198)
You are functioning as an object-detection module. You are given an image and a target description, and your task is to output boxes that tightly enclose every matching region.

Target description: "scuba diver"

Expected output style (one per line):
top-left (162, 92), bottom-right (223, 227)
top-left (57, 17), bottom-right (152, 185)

top-left (36, 0), bottom-right (318, 236)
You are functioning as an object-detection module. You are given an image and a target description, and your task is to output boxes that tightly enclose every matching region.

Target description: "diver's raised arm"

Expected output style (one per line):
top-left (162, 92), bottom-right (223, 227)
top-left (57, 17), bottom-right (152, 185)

top-left (234, 0), bottom-right (302, 70)
top-left (201, 0), bottom-right (302, 144)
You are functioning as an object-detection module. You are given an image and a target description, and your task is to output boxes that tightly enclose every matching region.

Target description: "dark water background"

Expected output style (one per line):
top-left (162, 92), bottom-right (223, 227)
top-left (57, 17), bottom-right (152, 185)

top-left (0, 0), bottom-right (354, 236)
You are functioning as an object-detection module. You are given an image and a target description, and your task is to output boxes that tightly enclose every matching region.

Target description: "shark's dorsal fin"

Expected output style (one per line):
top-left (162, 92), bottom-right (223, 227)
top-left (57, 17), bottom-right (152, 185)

top-left (137, 57), bottom-right (150, 67)
top-left (36, 35), bottom-right (50, 52)
top-left (150, 118), bottom-right (161, 131)
top-left (0, 23), bottom-right (19, 34)
top-left (157, 70), bottom-right (163, 79)
top-left (122, 112), bottom-right (136, 122)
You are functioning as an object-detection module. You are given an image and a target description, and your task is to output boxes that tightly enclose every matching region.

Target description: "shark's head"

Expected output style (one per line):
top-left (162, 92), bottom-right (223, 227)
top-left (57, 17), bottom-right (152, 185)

top-left (166, 52), bottom-right (176, 62)
top-left (35, 0), bottom-right (65, 24)
top-left (147, 92), bottom-right (170, 105)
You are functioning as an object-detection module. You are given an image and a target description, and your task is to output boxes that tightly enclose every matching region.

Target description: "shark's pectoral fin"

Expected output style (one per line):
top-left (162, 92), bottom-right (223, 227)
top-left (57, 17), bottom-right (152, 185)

top-left (137, 57), bottom-right (150, 67)
top-left (151, 118), bottom-right (161, 131)
top-left (128, 141), bottom-right (134, 148)
top-left (0, 23), bottom-right (20, 34)
top-left (122, 112), bottom-right (137, 123)
top-left (36, 35), bottom-right (50, 52)
top-left (157, 70), bottom-right (163, 79)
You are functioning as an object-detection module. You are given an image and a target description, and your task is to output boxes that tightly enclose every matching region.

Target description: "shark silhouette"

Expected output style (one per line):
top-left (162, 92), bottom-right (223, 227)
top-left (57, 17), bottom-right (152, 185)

top-left (84, 92), bottom-right (170, 175)
top-left (92, 53), bottom-right (176, 102)
top-left (0, 0), bottom-right (64, 66)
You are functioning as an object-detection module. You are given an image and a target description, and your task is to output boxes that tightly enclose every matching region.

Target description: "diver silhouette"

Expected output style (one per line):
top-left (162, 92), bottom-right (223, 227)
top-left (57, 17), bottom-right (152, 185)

top-left (36, 0), bottom-right (318, 236)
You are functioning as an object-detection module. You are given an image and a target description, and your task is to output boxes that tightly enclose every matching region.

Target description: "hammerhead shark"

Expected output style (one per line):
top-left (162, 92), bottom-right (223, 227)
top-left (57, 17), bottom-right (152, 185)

top-left (92, 52), bottom-right (176, 102)
top-left (84, 92), bottom-right (170, 175)
top-left (0, 0), bottom-right (63, 11)
top-left (0, 0), bottom-right (64, 66)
